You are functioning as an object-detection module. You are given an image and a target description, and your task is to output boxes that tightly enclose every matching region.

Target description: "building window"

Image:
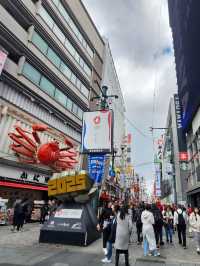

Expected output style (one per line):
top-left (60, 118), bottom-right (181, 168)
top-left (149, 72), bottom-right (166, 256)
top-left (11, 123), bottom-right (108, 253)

top-left (38, 6), bottom-right (92, 77)
top-left (22, 62), bottom-right (84, 120)
top-left (47, 48), bottom-right (61, 68)
top-left (67, 98), bottom-right (73, 111)
top-left (51, 0), bottom-right (94, 59)
top-left (31, 32), bottom-right (90, 99)
top-left (40, 76), bottom-right (55, 97)
top-left (22, 62), bottom-right (41, 85)
top-left (54, 89), bottom-right (67, 106)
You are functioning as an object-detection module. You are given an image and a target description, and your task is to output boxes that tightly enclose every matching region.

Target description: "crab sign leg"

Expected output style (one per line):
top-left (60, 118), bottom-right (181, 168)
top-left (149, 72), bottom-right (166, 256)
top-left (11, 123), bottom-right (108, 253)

top-left (32, 131), bottom-right (41, 144)
top-left (15, 126), bottom-right (36, 148)
top-left (8, 133), bottom-right (36, 153)
top-left (10, 144), bottom-right (35, 158)
top-left (64, 138), bottom-right (74, 148)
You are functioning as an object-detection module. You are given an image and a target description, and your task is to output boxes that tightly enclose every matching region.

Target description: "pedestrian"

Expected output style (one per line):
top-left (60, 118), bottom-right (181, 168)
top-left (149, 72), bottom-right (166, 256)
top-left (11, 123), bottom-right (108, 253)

top-left (101, 204), bottom-right (120, 263)
top-left (115, 205), bottom-right (132, 266)
top-left (189, 207), bottom-right (200, 254)
top-left (11, 198), bottom-right (21, 232)
top-left (135, 203), bottom-right (144, 245)
top-left (151, 203), bottom-right (164, 248)
top-left (97, 201), bottom-right (113, 255)
top-left (141, 204), bottom-right (160, 257)
top-left (40, 201), bottom-right (49, 224)
top-left (162, 206), bottom-right (174, 243)
top-left (174, 205), bottom-right (187, 249)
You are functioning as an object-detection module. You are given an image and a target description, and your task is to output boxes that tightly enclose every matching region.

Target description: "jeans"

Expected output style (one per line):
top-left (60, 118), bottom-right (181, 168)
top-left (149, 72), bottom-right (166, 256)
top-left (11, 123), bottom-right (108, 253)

top-left (165, 225), bottom-right (173, 242)
top-left (143, 237), bottom-right (149, 256)
top-left (177, 224), bottom-right (186, 247)
top-left (106, 241), bottom-right (113, 260)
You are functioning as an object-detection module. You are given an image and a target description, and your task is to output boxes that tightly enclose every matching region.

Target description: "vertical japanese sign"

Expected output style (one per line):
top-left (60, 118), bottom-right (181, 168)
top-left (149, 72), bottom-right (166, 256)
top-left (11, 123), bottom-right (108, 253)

top-left (88, 154), bottom-right (106, 184)
top-left (155, 163), bottom-right (161, 197)
top-left (0, 50), bottom-right (7, 76)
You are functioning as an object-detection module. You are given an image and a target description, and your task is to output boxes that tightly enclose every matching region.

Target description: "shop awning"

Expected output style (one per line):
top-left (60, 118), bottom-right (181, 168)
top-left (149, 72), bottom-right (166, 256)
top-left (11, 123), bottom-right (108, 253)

top-left (0, 181), bottom-right (48, 191)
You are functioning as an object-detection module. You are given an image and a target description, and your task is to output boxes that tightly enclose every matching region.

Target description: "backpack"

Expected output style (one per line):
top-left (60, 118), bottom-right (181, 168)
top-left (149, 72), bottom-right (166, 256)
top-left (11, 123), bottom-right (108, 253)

top-left (154, 209), bottom-right (163, 225)
top-left (178, 211), bottom-right (186, 226)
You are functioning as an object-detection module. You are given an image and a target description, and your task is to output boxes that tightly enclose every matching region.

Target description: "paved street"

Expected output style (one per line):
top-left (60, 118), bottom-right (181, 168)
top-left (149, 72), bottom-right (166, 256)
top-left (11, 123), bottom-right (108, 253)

top-left (0, 224), bottom-right (200, 266)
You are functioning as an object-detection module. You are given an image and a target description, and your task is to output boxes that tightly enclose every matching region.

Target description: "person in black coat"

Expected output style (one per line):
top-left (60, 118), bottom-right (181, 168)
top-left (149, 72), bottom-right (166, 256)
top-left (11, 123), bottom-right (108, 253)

top-left (97, 202), bottom-right (113, 255)
top-left (101, 204), bottom-right (120, 263)
top-left (151, 204), bottom-right (164, 248)
top-left (40, 202), bottom-right (49, 224)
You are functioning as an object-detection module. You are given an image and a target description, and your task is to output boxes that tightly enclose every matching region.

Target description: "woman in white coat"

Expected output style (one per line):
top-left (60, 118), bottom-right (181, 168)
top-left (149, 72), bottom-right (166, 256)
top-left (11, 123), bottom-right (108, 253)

top-left (115, 205), bottom-right (132, 266)
top-left (189, 207), bottom-right (200, 254)
top-left (141, 204), bottom-right (160, 257)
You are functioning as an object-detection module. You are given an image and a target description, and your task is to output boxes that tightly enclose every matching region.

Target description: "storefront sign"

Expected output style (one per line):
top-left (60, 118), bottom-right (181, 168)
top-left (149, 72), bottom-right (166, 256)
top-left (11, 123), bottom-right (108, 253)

top-left (0, 50), bottom-right (7, 75)
top-left (88, 154), bottom-right (106, 184)
top-left (55, 209), bottom-right (82, 219)
top-left (48, 173), bottom-right (92, 196)
top-left (174, 94), bottom-right (187, 156)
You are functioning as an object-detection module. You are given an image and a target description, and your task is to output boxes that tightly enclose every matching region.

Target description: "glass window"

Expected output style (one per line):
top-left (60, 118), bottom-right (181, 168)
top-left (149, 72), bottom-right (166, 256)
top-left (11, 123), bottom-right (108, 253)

top-left (54, 89), bottom-right (67, 106)
top-left (76, 79), bottom-right (81, 90)
top-left (71, 73), bottom-right (76, 85)
top-left (60, 62), bottom-right (72, 80)
top-left (32, 32), bottom-right (48, 55)
top-left (75, 52), bottom-right (80, 63)
top-left (72, 103), bottom-right (78, 114)
top-left (39, 7), bottom-right (54, 29)
top-left (40, 76), bottom-right (55, 97)
top-left (69, 20), bottom-right (77, 34)
top-left (67, 98), bottom-right (73, 111)
top-left (78, 33), bottom-right (83, 44)
top-left (65, 39), bottom-right (76, 56)
top-left (79, 58), bottom-right (84, 68)
top-left (58, 3), bottom-right (70, 22)
top-left (84, 64), bottom-right (92, 77)
top-left (81, 84), bottom-right (89, 98)
top-left (78, 108), bottom-right (83, 119)
top-left (52, 0), bottom-right (59, 7)
top-left (47, 48), bottom-right (61, 68)
top-left (22, 63), bottom-right (41, 85)
top-left (53, 24), bottom-right (65, 44)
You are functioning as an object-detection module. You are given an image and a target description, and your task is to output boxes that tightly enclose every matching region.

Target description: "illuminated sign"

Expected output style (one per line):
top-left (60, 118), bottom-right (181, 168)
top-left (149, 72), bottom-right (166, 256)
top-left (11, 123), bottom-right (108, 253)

top-left (48, 173), bottom-right (92, 197)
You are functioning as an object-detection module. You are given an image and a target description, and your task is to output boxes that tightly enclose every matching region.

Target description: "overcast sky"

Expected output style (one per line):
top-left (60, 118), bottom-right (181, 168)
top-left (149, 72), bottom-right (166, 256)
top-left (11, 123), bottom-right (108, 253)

top-left (82, 0), bottom-right (177, 192)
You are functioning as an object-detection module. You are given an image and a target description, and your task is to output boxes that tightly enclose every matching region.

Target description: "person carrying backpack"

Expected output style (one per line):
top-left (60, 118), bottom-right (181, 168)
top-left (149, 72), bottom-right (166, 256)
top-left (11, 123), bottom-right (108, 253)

top-left (174, 205), bottom-right (188, 249)
top-left (151, 203), bottom-right (164, 248)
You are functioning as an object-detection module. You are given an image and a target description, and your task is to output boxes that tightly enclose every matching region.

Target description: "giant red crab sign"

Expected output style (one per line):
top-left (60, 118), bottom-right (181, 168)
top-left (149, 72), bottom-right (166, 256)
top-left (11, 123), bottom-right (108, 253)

top-left (8, 124), bottom-right (78, 172)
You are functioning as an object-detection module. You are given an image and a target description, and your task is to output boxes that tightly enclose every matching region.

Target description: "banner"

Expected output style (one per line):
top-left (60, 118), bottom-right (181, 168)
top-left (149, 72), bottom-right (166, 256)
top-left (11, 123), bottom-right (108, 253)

top-left (82, 110), bottom-right (113, 153)
top-left (88, 154), bottom-right (106, 184)
top-left (0, 50), bottom-right (7, 76)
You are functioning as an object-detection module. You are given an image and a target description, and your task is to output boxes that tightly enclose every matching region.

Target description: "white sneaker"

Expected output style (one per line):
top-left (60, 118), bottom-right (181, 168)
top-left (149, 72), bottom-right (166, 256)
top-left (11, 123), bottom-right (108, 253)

top-left (197, 248), bottom-right (200, 254)
top-left (101, 258), bottom-right (112, 263)
top-left (103, 248), bottom-right (108, 255)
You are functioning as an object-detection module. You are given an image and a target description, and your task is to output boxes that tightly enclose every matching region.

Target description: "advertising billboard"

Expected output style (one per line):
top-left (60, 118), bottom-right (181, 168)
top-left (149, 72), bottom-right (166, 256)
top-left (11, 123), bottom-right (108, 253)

top-left (81, 110), bottom-right (113, 154)
top-left (88, 154), bottom-right (106, 184)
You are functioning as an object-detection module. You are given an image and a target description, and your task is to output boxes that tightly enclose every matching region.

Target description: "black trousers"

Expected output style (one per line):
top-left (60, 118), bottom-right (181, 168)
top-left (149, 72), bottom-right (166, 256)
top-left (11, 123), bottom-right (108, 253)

top-left (136, 223), bottom-right (143, 243)
top-left (115, 249), bottom-right (129, 266)
top-left (177, 224), bottom-right (186, 247)
top-left (103, 228), bottom-right (110, 248)
top-left (154, 225), bottom-right (163, 245)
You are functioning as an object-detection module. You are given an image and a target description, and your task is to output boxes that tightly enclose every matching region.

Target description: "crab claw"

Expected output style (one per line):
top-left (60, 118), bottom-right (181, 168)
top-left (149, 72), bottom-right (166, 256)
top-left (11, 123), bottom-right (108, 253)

top-left (64, 138), bottom-right (74, 148)
top-left (32, 124), bottom-right (49, 132)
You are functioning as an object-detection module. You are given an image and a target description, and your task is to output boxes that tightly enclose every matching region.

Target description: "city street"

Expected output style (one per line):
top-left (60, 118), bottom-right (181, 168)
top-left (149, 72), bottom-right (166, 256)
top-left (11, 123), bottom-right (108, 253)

top-left (0, 223), bottom-right (200, 266)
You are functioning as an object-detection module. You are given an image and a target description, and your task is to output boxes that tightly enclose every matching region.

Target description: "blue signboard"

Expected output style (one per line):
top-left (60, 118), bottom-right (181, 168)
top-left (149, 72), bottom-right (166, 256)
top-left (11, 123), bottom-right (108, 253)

top-left (88, 154), bottom-right (106, 184)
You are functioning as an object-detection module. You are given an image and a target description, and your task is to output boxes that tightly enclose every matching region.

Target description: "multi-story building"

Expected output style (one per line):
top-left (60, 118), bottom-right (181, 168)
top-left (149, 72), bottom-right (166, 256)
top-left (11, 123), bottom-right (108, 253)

top-left (168, 0), bottom-right (200, 206)
top-left (162, 95), bottom-right (188, 204)
top-left (0, 0), bottom-right (104, 202)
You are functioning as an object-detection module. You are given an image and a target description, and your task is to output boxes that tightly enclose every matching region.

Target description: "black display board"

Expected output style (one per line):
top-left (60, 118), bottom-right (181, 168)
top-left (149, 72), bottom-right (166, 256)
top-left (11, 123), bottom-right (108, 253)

top-left (39, 202), bottom-right (100, 246)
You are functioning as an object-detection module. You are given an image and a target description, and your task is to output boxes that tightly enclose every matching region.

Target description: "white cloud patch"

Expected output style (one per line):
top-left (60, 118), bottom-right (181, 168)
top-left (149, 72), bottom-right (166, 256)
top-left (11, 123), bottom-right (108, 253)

top-left (82, 0), bottom-right (177, 192)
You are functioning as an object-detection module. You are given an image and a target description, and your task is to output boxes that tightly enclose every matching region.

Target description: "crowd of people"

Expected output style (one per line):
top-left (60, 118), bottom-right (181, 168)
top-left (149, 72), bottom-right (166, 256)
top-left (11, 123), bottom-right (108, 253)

top-left (97, 201), bottom-right (200, 265)
top-left (10, 198), bottom-right (59, 232)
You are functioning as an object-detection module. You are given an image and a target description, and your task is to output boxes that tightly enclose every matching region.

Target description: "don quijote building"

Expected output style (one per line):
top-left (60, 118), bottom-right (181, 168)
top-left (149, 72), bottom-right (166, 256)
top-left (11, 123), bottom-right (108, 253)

top-left (0, 0), bottom-right (104, 202)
